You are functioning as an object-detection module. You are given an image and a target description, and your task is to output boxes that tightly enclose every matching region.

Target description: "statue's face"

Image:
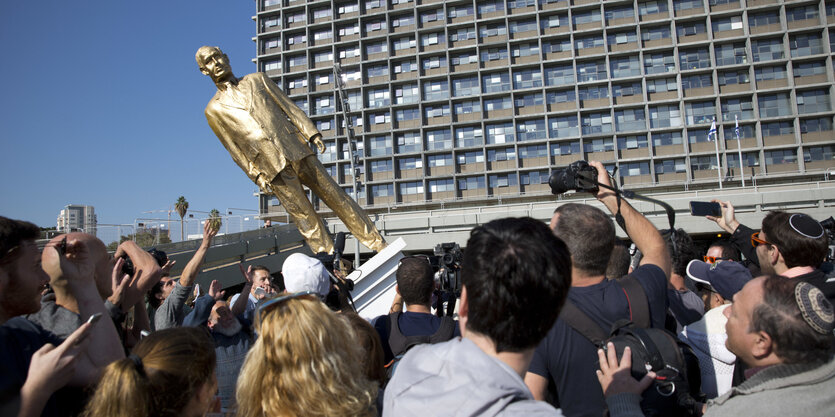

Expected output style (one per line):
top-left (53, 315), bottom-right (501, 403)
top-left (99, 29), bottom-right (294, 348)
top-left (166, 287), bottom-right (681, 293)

top-left (199, 49), bottom-right (233, 83)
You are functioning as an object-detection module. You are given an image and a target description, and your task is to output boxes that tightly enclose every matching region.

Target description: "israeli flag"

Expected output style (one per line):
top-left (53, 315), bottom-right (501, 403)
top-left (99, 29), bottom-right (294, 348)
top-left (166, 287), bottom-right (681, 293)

top-left (707, 118), bottom-right (717, 142)
top-left (735, 114), bottom-right (741, 138)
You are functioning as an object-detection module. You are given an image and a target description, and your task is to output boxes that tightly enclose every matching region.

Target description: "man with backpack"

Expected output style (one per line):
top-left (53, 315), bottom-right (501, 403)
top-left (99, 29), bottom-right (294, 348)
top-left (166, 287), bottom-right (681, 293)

top-left (373, 255), bottom-right (460, 375)
top-left (525, 161), bottom-right (676, 417)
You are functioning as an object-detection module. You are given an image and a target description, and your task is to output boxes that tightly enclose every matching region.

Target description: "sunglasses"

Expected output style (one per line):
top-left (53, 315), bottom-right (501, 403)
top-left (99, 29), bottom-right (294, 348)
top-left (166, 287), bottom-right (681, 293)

top-left (703, 256), bottom-right (729, 264)
top-left (751, 232), bottom-right (773, 248)
top-left (398, 254), bottom-right (431, 266)
top-left (255, 291), bottom-right (317, 325)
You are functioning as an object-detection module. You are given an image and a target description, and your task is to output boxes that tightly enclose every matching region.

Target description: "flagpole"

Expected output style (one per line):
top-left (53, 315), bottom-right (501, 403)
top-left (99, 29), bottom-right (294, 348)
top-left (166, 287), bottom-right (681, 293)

top-left (735, 114), bottom-right (745, 187)
top-left (710, 117), bottom-right (722, 189)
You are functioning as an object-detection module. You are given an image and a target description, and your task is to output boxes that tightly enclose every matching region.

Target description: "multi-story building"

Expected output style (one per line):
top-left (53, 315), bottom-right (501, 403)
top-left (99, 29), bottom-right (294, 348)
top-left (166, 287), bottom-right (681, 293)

top-left (253, 0), bottom-right (835, 222)
top-left (57, 204), bottom-right (96, 234)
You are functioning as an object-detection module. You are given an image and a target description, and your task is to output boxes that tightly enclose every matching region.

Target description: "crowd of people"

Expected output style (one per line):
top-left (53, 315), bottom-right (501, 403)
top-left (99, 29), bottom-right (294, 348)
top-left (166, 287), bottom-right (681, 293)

top-left (2, 161), bottom-right (834, 416)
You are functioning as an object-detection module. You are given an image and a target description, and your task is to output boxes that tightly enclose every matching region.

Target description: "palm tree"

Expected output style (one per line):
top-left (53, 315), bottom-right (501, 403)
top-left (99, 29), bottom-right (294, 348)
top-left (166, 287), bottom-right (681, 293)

top-left (175, 196), bottom-right (189, 241)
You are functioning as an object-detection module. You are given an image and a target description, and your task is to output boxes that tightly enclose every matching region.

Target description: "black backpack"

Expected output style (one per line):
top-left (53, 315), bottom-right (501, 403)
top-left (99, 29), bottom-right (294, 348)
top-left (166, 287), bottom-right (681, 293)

top-left (383, 312), bottom-right (456, 382)
top-left (559, 277), bottom-right (705, 417)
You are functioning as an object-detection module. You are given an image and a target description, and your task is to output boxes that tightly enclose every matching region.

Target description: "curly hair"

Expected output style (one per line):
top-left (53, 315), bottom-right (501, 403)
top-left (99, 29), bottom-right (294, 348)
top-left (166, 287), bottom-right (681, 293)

top-left (236, 296), bottom-right (376, 417)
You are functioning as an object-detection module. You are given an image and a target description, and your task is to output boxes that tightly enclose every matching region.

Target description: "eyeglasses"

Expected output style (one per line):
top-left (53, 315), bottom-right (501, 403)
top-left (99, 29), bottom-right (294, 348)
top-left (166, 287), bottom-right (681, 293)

top-left (703, 256), bottom-right (729, 264)
top-left (751, 232), bottom-right (773, 248)
top-left (255, 291), bottom-right (317, 325)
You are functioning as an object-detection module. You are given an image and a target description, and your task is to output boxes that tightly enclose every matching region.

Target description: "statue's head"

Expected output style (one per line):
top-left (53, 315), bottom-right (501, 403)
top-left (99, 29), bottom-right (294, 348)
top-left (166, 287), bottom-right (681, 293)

top-left (196, 46), bottom-right (233, 84)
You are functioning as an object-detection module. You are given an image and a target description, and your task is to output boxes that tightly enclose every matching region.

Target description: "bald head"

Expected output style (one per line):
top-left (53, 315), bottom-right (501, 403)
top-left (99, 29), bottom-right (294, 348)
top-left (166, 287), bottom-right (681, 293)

top-left (195, 46), bottom-right (222, 68)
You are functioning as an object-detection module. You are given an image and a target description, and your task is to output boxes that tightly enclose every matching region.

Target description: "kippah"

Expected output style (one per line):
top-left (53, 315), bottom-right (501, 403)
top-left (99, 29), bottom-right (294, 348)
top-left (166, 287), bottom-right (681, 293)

top-left (789, 214), bottom-right (825, 239)
top-left (794, 282), bottom-right (834, 335)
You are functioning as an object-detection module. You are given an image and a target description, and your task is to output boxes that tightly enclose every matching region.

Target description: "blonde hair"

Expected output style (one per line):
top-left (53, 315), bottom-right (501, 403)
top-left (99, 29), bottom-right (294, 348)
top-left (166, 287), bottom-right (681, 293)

top-left (236, 297), bottom-right (376, 417)
top-left (83, 327), bottom-right (216, 417)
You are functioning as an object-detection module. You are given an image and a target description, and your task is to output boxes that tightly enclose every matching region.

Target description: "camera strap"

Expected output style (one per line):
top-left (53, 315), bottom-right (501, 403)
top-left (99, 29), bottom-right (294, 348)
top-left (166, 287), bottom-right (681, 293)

top-left (609, 167), bottom-right (627, 233)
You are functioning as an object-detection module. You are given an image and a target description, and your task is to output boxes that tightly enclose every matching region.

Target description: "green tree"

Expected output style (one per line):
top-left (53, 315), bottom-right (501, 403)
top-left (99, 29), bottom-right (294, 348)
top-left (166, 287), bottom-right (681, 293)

top-left (106, 229), bottom-right (172, 251)
top-left (175, 196), bottom-right (189, 241)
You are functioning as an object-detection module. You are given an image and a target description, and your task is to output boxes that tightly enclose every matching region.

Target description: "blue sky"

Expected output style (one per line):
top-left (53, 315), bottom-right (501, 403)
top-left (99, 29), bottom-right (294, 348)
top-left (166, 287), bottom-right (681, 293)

top-left (0, 1), bottom-right (263, 231)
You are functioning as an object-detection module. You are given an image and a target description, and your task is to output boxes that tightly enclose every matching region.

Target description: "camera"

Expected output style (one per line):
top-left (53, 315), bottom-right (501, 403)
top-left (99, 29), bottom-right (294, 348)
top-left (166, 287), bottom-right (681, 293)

top-left (122, 248), bottom-right (168, 277)
top-left (434, 243), bottom-right (463, 292)
top-left (548, 160), bottom-right (599, 195)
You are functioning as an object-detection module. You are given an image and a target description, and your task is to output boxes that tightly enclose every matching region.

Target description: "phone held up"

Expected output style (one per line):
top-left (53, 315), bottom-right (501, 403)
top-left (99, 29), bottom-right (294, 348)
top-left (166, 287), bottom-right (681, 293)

top-left (689, 201), bottom-right (721, 217)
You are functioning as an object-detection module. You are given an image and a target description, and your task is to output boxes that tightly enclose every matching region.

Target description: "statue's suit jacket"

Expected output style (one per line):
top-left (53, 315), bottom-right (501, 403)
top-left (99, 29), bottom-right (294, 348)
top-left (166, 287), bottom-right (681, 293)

top-left (204, 72), bottom-right (320, 185)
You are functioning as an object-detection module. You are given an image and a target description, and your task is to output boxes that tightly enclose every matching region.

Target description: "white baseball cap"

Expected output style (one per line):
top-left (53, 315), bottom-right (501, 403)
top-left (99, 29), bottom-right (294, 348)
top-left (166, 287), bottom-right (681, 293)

top-left (281, 253), bottom-right (330, 297)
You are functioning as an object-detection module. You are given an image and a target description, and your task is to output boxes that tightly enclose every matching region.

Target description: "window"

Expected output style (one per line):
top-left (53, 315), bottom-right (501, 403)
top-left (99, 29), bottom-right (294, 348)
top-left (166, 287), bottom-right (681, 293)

top-left (649, 105), bottom-right (683, 128)
top-left (454, 100), bottom-right (480, 116)
top-left (399, 181), bottom-right (424, 196)
top-left (673, 0), bottom-right (702, 12)
top-left (653, 131), bottom-right (683, 146)
top-left (644, 52), bottom-right (676, 74)
top-left (451, 51), bottom-right (479, 66)
top-left (541, 14), bottom-right (565, 29)
top-left (755, 65), bottom-right (787, 82)
top-left (456, 126), bottom-right (484, 147)
top-left (426, 128), bottom-right (452, 150)
top-left (450, 27), bottom-right (477, 42)
top-left (315, 119), bottom-right (332, 132)
top-left (479, 23), bottom-right (508, 39)
top-left (573, 10), bottom-right (602, 25)
top-left (338, 46), bottom-right (360, 59)
top-left (615, 108), bottom-right (646, 132)
top-left (606, 6), bottom-right (635, 21)
top-left (480, 46), bottom-right (508, 62)
top-left (577, 60), bottom-right (608, 82)
top-left (638, 0), bottom-right (668, 16)
top-left (516, 93), bottom-right (544, 107)
top-left (365, 19), bottom-right (385, 34)
top-left (804, 146), bottom-right (835, 163)
top-left (786, 6), bottom-right (819, 23)
top-left (263, 16), bottom-right (280, 29)
top-left (424, 104), bottom-right (450, 118)
top-left (477, 1), bottom-right (505, 15)
top-left (338, 23), bottom-right (360, 38)
top-left (393, 59), bottom-right (417, 74)
top-left (429, 179), bottom-right (455, 193)
top-left (550, 116), bottom-right (580, 138)
top-left (512, 42), bottom-right (540, 58)
top-left (427, 153), bottom-right (453, 167)
top-left (458, 176), bottom-right (486, 191)
top-left (720, 97), bottom-right (754, 120)
top-left (726, 152), bottom-right (759, 169)
top-left (613, 82), bottom-right (642, 97)
top-left (681, 73), bottom-right (712, 90)
top-left (711, 16), bottom-right (743, 33)
top-left (797, 89), bottom-right (831, 114)
top-left (366, 88), bottom-right (390, 108)
top-left (338, 2), bottom-right (360, 15)
top-left (749, 11), bottom-right (779, 27)
top-left (575, 35), bottom-right (605, 50)
top-left (264, 60), bottom-right (281, 72)
top-left (676, 21), bottom-right (707, 37)
top-left (312, 51), bottom-right (333, 64)
top-left (397, 157), bottom-right (422, 174)
top-left (579, 85), bottom-right (609, 100)
top-left (420, 8), bottom-right (443, 24)
top-left (621, 162), bottom-right (650, 176)
top-left (486, 122), bottom-right (515, 144)
top-left (320, 141), bottom-right (338, 162)
top-left (647, 78), bottom-right (677, 96)
top-left (618, 135), bottom-right (649, 150)
top-left (391, 14), bottom-right (415, 29)
top-left (655, 158), bottom-right (687, 173)
top-left (287, 54), bottom-right (306, 68)
top-left (691, 155), bottom-right (719, 171)
top-left (519, 144), bottom-right (548, 159)
top-left (312, 28), bottom-right (332, 42)
top-left (452, 76), bottom-right (480, 97)
top-left (551, 140), bottom-right (582, 156)
top-left (314, 96), bottom-right (334, 115)
top-left (421, 55), bottom-right (447, 70)
top-left (584, 137), bottom-right (615, 152)
top-left (610, 55), bottom-right (641, 78)
top-left (800, 117), bottom-right (832, 133)
top-left (482, 72), bottom-right (511, 93)
top-left (509, 0), bottom-right (536, 8)
top-left (764, 149), bottom-right (797, 165)
top-left (758, 93), bottom-right (792, 117)
top-left (487, 148), bottom-right (517, 162)
top-left (489, 173), bottom-right (518, 188)
top-left (509, 19), bottom-right (538, 34)
top-left (517, 119), bottom-right (547, 141)
top-left (685, 100), bottom-right (716, 125)
top-left (608, 31), bottom-right (638, 46)
top-left (286, 12), bottom-right (304, 25)
top-left (263, 37), bottom-right (279, 50)
top-left (457, 150), bottom-right (485, 165)
top-left (794, 61), bottom-right (826, 78)
top-left (762, 121), bottom-right (794, 136)
top-left (752, 38), bottom-right (784, 62)
top-left (547, 89), bottom-right (576, 104)
top-left (287, 33), bottom-right (306, 46)
top-left (790, 33), bottom-right (824, 58)
top-left (722, 124), bottom-right (754, 140)
top-left (365, 41), bottom-right (387, 55)
top-left (370, 159), bottom-right (393, 174)
top-left (366, 64), bottom-right (387, 78)
top-left (422, 80), bottom-right (449, 101)
top-left (448, 4), bottom-right (474, 19)
top-left (513, 68), bottom-right (543, 89)
top-left (714, 42), bottom-right (747, 66)
top-left (421, 32), bottom-right (444, 47)
top-left (371, 184), bottom-right (394, 198)
top-left (545, 64), bottom-right (575, 86)
top-left (642, 25), bottom-right (670, 42)
top-left (395, 107), bottom-right (419, 122)
top-left (679, 48), bottom-right (711, 70)
top-left (368, 136), bottom-right (393, 156)
top-left (718, 70), bottom-right (750, 86)
top-left (581, 112), bottom-right (613, 135)
top-left (396, 132), bottom-right (422, 153)
top-left (392, 36), bottom-right (416, 51)
top-left (392, 84), bottom-right (418, 105)
top-left (520, 170), bottom-right (549, 185)
top-left (370, 111), bottom-right (391, 125)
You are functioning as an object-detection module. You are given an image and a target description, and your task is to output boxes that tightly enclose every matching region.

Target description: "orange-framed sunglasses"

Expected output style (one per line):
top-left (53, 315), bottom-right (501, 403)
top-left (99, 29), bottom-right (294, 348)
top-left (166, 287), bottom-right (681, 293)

top-left (751, 232), bottom-right (773, 247)
top-left (703, 256), bottom-right (729, 263)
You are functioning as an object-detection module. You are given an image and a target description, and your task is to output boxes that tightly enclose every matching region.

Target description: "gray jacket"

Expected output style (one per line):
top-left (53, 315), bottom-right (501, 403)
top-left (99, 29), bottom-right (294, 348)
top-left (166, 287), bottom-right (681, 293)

top-left (383, 337), bottom-right (643, 417)
top-left (704, 357), bottom-right (835, 416)
top-left (153, 282), bottom-right (193, 331)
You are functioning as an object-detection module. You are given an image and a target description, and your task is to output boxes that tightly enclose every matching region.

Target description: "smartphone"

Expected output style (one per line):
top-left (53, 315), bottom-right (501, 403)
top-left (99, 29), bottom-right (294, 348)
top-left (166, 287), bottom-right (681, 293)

top-left (86, 312), bottom-right (103, 325)
top-left (690, 201), bottom-right (721, 217)
top-left (254, 287), bottom-right (267, 297)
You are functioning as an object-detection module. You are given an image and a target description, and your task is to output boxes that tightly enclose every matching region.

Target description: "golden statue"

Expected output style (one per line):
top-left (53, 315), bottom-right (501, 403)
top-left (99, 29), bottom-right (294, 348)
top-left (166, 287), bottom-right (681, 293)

top-left (197, 46), bottom-right (386, 254)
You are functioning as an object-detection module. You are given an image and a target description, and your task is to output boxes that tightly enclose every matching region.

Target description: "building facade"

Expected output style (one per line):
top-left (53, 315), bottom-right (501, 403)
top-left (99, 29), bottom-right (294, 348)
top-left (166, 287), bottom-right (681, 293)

top-left (57, 204), bottom-right (96, 234)
top-left (253, 0), bottom-right (835, 218)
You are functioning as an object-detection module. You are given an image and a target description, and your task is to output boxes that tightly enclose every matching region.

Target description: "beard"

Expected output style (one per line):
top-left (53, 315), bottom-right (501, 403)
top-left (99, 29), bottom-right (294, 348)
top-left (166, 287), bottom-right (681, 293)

top-left (213, 318), bottom-right (243, 337)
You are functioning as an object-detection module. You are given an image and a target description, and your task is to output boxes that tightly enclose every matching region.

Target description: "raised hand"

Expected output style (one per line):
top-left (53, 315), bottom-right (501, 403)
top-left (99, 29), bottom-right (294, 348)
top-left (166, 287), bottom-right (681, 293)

top-left (107, 258), bottom-right (130, 307)
top-left (707, 199), bottom-right (740, 234)
top-left (208, 279), bottom-right (225, 301)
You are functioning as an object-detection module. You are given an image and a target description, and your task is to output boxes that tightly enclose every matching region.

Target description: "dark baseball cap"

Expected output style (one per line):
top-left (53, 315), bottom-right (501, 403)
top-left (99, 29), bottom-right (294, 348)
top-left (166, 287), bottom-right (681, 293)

top-left (686, 259), bottom-right (752, 300)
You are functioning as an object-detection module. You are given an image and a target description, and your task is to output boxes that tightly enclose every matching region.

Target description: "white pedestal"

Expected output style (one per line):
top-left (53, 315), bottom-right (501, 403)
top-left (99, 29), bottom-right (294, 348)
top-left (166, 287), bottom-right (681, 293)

top-left (349, 237), bottom-right (406, 319)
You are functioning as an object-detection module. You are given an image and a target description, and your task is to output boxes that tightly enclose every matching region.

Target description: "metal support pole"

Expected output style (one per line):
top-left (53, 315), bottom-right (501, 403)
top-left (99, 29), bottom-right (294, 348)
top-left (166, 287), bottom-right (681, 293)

top-left (335, 63), bottom-right (363, 268)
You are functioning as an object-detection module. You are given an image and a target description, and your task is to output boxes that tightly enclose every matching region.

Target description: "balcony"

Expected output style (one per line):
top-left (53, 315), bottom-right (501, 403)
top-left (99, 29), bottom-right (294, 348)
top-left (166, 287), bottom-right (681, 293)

top-left (653, 144), bottom-right (685, 156)
top-left (762, 133), bottom-right (796, 147)
top-left (801, 130), bottom-right (835, 144)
